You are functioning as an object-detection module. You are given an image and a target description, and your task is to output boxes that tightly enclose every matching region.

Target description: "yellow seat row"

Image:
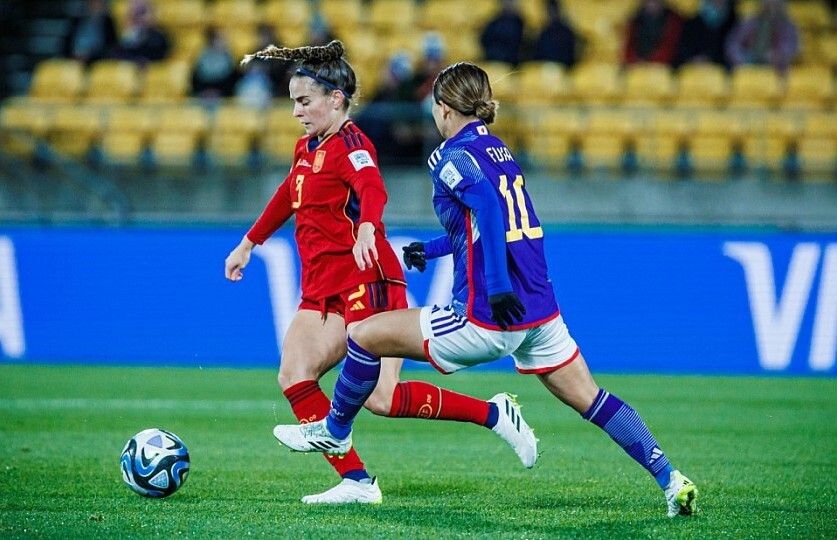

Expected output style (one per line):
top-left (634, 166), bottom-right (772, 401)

top-left (3, 99), bottom-right (833, 174)
top-left (0, 101), bottom-right (306, 165)
top-left (522, 108), bottom-right (835, 175)
top-left (485, 62), bottom-right (835, 111)
top-left (28, 59), bottom-right (190, 104)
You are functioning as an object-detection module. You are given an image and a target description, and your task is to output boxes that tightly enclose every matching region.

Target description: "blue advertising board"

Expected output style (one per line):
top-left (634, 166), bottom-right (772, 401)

top-left (0, 226), bottom-right (834, 375)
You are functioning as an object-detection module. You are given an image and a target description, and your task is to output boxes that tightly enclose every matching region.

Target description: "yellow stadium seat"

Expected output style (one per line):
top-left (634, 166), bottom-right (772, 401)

top-left (689, 110), bottom-right (748, 172)
top-left (209, 104), bottom-right (265, 164)
top-left (29, 60), bottom-right (85, 103)
top-left (86, 61), bottom-right (140, 104)
top-left (101, 106), bottom-right (158, 163)
top-left (820, 34), bottom-right (837, 68)
top-left (380, 30), bottom-right (425, 59)
top-left (169, 28), bottom-right (206, 64)
top-left (635, 110), bottom-right (693, 170)
top-left (579, 109), bottom-right (637, 169)
top-left (571, 63), bottom-right (623, 106)
top-left (419, 0), bottom-right (472, 31)
top-left (517, 62), bottom-right (572, 106)
top-left (265, 106), bottom-right (304, 162)
top-left (747, 112), bottom-right (800, 170)
top-left (481, 61), bottom-right (519, 105)
top-left (225, 27), bottom-right (258, 64)
top-left (787, 1), bottom-right (832, 33)
top-left (370, 0), bottom-right (417, 34)
top-left (675, 63), bottom-right (729, 108)
top-left (0, 101), bottom-right (52, 156)
top-left (152, 106), bottom-right (210, 165)
top-left (211, 0), bottom-right (260, 30)
top-left (623, 64), bottom-right (676, 107)
top-left (668, 0), bottom-right (700, 17)
top-left (341, 29), bottom-right (381, 68)
top-left (48, 105), bottom-right (104, 157)
top-left (728, 66), bottom-right (782, 109)
top-left (518, 0), bottom-right (547, 32)
top-left (156, 0), bottom-right (205, 31)
top-left (798, 112), bottom-right (836, 175)
top-left (0, 101), bottom-right (52, 137)
top-left (141, 60), bottom-right (191, 103)
top-left (521, 107), bottom-right (583, 169)
top-left (263, 0), bottom-right (312, 34)
top-left (783, 66), bottom-right (834, 111)
top-left (487, 113), bottom-right (522, 153)
top-left (320, 0), bottom-right (363, 34)
top-left (443, 31), bottom-right (481, 63)
top-left (111, 0), bottom-right (131, 35)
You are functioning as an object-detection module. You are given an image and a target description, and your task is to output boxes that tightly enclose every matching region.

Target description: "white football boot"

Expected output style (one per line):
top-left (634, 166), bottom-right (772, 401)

top-left (301, 477), bottom-right (383, 505)
top-left (272, 419), bottom-right (351, 455)
top-left (488, 393), bottom-right (538, 468)
top-left (664, 470), bottom-right (698, 517)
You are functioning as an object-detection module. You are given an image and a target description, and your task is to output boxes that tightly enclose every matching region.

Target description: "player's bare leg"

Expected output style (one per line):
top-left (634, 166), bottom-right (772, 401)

top-left (275, 309), bottom-right (380, 504)
top-left (537, 352), bottom-right (697, 517)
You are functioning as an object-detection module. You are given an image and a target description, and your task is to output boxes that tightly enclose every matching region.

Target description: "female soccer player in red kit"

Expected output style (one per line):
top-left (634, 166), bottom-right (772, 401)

top-left (224, 41), bottom-right (535, 504)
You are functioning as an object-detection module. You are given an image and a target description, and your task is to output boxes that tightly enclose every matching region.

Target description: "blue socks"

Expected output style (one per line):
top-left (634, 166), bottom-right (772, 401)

top-left (583, 388), bottom-right (674, 489)
top-left (326, 337), bottom-right (381, 440)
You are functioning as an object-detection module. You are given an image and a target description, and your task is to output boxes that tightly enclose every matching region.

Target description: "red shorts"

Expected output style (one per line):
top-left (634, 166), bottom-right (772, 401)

top-left (299, 281), bottom-right (408, 326)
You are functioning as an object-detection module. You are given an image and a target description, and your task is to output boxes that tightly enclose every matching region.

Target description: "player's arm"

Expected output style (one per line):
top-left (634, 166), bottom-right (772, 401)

top-left (445, 150), bottom-right (525, 328)
top-left (402, 235), bottom-right (451, 272)
top-left (342, 143), bottom-right (388, 271)
top-left (225, 175), bottom-right (293, 281)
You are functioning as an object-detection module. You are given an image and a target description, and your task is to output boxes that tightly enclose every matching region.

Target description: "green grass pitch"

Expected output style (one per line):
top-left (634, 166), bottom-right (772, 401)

top-left (1, 365), bottom-right (835, 538)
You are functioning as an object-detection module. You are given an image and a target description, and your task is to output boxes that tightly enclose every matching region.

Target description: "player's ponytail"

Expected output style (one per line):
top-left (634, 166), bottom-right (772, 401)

top-left (432, 62), bottom-right (498, 124)
top-left (241, 40), bottom-right (357, 110)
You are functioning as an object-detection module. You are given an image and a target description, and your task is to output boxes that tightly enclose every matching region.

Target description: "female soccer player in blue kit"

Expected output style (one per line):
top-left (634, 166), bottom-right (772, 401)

top-left (273, 62), bottom-right (698, 517)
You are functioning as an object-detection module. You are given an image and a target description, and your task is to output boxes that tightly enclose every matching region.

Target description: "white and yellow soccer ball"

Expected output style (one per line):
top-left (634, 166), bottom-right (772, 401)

top-left (120, 428), bottom-right (190, 498)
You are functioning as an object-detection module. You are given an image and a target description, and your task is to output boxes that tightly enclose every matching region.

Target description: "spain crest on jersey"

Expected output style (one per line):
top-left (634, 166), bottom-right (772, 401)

top-left (313, 150), bottom-right (326, 173)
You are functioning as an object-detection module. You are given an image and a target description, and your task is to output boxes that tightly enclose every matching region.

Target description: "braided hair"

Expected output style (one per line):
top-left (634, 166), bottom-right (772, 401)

top-left (242, 40), bottom-right (357, 109)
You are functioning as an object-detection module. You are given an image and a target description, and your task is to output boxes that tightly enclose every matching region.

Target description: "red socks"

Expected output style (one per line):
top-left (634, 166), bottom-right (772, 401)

top-left (283, 380), bottom-right (366, 478)
top-left (388, 381), bottom-right (490, 426)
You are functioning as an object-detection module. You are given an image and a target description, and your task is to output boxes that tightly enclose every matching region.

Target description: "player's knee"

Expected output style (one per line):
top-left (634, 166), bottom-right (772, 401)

top-left (277, 350), bottom-right (323, 390)
top-left (348, 321), bottom-right (373, 351)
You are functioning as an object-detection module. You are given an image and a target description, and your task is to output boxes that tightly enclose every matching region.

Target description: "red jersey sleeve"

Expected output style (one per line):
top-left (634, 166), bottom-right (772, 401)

top-left (246, 140), bottom-right (304, 244)
top-left (246, 175), bottom-right (293, 244)
top-left (336, 128), bottom-right (388, 230)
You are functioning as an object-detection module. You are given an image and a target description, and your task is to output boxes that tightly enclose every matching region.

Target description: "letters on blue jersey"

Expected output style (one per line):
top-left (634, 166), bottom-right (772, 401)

top-left (427, 120), bottom-right (560, 330)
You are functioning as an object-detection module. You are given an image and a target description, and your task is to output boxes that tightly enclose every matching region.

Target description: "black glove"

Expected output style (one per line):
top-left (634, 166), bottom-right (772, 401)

top-left (489, 292), bottom-right (526, 330)
top-left (402, 242), bottom-right (427, 272)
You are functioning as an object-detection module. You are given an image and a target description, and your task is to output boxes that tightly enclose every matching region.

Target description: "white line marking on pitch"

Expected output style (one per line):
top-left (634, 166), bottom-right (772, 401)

top-left (0, 398), bottom-right (276, 411)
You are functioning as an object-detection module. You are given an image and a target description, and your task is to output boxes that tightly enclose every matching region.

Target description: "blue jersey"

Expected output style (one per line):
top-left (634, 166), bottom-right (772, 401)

top-left (426, 120), bottom-right (559, 330)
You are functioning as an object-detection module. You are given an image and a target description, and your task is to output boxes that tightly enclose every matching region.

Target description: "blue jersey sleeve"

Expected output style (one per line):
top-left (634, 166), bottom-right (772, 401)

top-left (424, 235), bottom-right (452, 259)
top-left (441, 148), bottom-right (512, 296)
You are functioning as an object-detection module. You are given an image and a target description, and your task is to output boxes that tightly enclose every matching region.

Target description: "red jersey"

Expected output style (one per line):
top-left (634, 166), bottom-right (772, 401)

top-left (247, 120), bottom-right (405, 301)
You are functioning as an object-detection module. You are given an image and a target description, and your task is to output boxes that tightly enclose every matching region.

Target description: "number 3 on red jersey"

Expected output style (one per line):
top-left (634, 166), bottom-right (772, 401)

top-left (291, 174), bottom-right (305, 209)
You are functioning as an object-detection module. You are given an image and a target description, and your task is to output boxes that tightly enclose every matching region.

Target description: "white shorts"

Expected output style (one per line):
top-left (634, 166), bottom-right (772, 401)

top-left (419, 305), bottom-right (580, 374)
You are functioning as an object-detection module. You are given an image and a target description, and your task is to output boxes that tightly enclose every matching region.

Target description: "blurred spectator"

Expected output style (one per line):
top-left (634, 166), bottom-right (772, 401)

top-left (236, 64), bottom-right (272, 109)
top-left (480, 0), bottom-right (525, 66)
top-left (676, 0), bottom-right (738, 69)
top-left (64, 0), bottom-right (117, 64)
top-left (726, 0), bottom-right (798, 73)
top-left (191, 28), bottom-right (239, 100)
top-left (253, 24), bottom-right (293, 97)
top-left (356, 53), bottom-right (424, 162)
top-left (532, 0), bottom-right (577, 67)
top-left (115, 0), bottom-right (170, 64)
top-left (413, 32), bottom-right (447, 102)
top-left (623, 0), bottom-right (683, 65)
top-left (307, 13), bottom-right (337, 47)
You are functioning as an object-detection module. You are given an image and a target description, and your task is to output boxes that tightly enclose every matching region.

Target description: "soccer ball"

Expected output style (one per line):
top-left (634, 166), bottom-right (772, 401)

top-left (120, 428), bottom-right (190, 498)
